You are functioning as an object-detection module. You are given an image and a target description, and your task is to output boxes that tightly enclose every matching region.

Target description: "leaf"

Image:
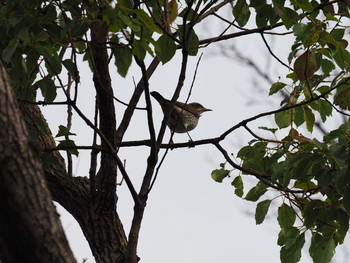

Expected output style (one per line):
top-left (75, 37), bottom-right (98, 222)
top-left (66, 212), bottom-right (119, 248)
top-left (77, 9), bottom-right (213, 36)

top-left (275, 109), bottom-right (292, 129)
top-left (36, 77), bottom-right (57, 103)
top-left (255, 199), bottom-right (272, 224)
top-left (254, 4), bottom-right (272, 28)
top-left (334, 86), bottom-right (350, 110)
top-left (302, 105), bottom-right (315, 133)
top-left (62, 59), bottom-right (79, 80)
top-left (269, 81), bottom-right (286, 96)
top-left (57, 139), bottom-right (79, 156)
top-left (231, 175), bottom-right (244, 197)
top-left (133, 9), bottom-right (162, 33)
top-left (280, 232), bottom-right (305, 263)
top-left (293, 106), bottom-right (304, 127)
top-left (293, 23), bottom-right (307, 38)
top-left (177, 26), bottom-right (199, 56)
top-left (309, 234), bottom-right (335, 263)
top-left (245, 181), bottom-right (268, 202)
top-left (283, 226), bottom-right (300, 249)
top-left (168, 0), bottom-right (178, 23)
top-left (336, 208), bottom-right (349, 244)
top-left (211, 168), bottom-right (230, 183)
top-left (114, 46), bottom-right (132, 77)
top-left (232, 0), bottom-right (251, 27)
top-left (281, 7), bottom-right (299, 29)
top-left (132, 39), bottom-right (147, 60)
top-left (294, 0), bottom-right (313, 12)
top-left (155, 34), bottom-right (176, 64)
top-left (258, 126), bottom-right (278, 134)
top-left (277, 203), bottom-right (296, 227)
top-left (321, 59), bottom-right (335, 75)
top-left (342, 184), bottom-right (350, 215)
top-left (55, 125), bottom-right (76, 137)
top-left (45, 53), bottom-right (62, 75)
top-left (293, 50), bottom-right (316, 81)
top-left (2, 38), bottom-right (18, 63)
top-left (319, 99), bottom-right (332, 122)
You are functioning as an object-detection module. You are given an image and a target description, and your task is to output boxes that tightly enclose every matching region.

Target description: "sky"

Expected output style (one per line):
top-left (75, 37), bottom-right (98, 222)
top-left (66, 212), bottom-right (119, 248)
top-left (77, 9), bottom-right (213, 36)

top-left (41, 7), bottom-right (350, 263)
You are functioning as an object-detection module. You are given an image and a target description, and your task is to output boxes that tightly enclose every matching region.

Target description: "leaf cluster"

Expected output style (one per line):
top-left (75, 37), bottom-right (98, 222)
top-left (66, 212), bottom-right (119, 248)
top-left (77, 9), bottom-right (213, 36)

top-left (212, 1), bottom-right (350, 262)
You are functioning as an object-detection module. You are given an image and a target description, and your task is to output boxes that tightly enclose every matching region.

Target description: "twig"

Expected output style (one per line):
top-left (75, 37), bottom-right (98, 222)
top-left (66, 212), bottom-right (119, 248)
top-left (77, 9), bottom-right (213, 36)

top-left (260, 33), bottom-right (291, 70)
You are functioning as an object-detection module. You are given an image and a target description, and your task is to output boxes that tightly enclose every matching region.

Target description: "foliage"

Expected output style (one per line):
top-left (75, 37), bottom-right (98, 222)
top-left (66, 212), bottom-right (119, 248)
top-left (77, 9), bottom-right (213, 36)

top-left (211, 1), bottom-right (350, 263)
top-left (1, 0), bottom-right (350, 262)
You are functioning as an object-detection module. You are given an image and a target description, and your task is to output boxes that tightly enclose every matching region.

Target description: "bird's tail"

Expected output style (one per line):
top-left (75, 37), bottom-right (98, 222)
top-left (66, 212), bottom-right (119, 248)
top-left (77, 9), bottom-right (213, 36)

top-left (150, 91), bottom-right (167, 104)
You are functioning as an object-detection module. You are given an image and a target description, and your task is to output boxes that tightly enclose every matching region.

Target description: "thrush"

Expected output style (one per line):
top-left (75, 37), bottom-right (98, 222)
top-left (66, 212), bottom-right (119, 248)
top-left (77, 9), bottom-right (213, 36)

top-left (150, 91), bottom-right (211, 138)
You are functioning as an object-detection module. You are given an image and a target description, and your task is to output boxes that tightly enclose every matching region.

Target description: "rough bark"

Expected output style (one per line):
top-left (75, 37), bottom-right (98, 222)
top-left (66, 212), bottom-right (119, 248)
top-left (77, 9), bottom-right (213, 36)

top-left (0, 63), bottom-right (76, 263)
top-left (19, 80), bottom-right (128, 262)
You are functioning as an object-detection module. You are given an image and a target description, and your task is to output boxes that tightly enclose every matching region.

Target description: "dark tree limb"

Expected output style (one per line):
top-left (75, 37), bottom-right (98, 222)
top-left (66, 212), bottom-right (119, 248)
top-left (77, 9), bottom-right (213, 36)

top-left (0, 62), bottom-right (76, 263)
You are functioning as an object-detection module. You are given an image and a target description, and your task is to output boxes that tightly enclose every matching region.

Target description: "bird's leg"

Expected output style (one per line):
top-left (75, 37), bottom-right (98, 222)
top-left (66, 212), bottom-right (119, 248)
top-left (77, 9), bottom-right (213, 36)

top-left (186, 131), bottom-right (193, 142)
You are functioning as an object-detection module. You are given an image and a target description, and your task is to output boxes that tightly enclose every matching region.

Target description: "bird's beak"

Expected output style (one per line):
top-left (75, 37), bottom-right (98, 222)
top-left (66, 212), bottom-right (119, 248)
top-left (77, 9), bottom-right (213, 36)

top-left (204, 108), bottom-right (212, 112)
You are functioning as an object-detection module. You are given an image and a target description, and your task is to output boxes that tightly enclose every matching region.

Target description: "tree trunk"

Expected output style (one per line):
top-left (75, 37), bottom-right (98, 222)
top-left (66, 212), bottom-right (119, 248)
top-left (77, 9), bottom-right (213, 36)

top-left (0, 63), bottom-right (76, 263)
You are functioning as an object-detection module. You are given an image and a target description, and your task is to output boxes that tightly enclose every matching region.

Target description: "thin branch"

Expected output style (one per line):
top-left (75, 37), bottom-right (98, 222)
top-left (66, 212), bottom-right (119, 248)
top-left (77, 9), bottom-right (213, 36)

top-left (198, 22), bottom-right (284, 46)
top-left (243, 124), bottom-right (287, 144)
top-left (71, 103), bottom-right (140, 205)
top-left (260, 33), bottom-right (292, 70)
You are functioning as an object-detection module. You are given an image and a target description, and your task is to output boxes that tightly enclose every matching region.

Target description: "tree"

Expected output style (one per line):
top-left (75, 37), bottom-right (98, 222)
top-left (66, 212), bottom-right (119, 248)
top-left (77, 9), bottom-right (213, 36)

top-left (0, 0), bottom-right (349, 263)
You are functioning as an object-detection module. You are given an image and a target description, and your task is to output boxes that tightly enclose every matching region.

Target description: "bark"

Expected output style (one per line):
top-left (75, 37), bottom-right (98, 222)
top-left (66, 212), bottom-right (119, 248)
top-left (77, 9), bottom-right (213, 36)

top-left (19, 83), bottom-right (128, 263)
top-left (0, 63), bottom-right (76, 263)
top-left (10, 16), bottom-right (129, 263)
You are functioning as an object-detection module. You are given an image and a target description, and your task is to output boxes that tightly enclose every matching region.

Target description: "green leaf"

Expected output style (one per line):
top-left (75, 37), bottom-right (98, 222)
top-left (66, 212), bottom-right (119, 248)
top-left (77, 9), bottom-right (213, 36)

top-left (245, 181), bottom-right (268, 202)
top-left (132, 39), bottom-right (147, 60)
top-left (62, 59), bottom-right (79, 80)
top-left (231, 175), bottom-right (244, 197)
top-left (342, 184), bottom-right (350, 215)
top-left (36, 77), bottom-right (57, 103)
top-left (45, 55), bottom-right (62, 75)
top-left (255, 199), bottom-right (272, 224)
top-left (55, 125), bottom-right (76, 137)
top-left (293, 180), bottom-right (317, 190)
top-left (284, 227), bottom-right (300, 249)
top-left (254, 4), bottom-right (272, 28)
top-left (272, 0), bottom-right (285, 9)
top-left (211, 168), bottom-right (230, 183)
top-left (114, 46), bottom-right (132, 77)
top-left (321, 59), bottom-right (335, 75)
top-left (309, 234), bottom-right (335, 263)
top-left (319, 99), bottom-right (332, 122)
top-left (258, 126), bottom-right (278, 134)
top-left (177, 26), bottom-right (199, 56)
top-left (304, 201), bottom-right (321, 229)
top-left (294, 0), bottom-right (313, 12)
top-left (132, 9), bottom-right (162, 33)
top-left (337, 208), bottom-right (349, 244)
top-left (281, 7), bottom-right (299, 29)
top-left (280, 232), bottom-right (305, 263)
top-left (269, 81), bottom-right (286, 96)
top-left (155, 34), bottom-right (176, 64)
top-left (232, 0), bottom-right (251, 27)
top-left (334, 86), bottom-right (350, 111)
top-left (2, 38), bottom-right (18, 63)
top-left (57, 139), bottom-right (79, 156)
top-left (277, 203), bottom-right (296, 227)
top-left (293, 105), bottom-right (305, 127)
top-left (293, 23), bottom-right (307, 38)
top-left (275, 109), bottom-right (292, 129)
top-left (302, 105), bottom-right (315, 133)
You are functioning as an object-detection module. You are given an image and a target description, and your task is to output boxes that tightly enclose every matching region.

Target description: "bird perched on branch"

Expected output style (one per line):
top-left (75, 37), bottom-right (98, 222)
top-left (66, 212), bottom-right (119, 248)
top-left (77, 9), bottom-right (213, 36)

top-left (150, 91), bottom-right (211, 139)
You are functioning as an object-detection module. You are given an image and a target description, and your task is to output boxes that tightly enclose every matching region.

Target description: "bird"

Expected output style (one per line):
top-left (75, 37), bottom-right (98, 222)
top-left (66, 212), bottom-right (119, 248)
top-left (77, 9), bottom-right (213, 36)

top-left (150, 91), bottom-right (211, 139)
